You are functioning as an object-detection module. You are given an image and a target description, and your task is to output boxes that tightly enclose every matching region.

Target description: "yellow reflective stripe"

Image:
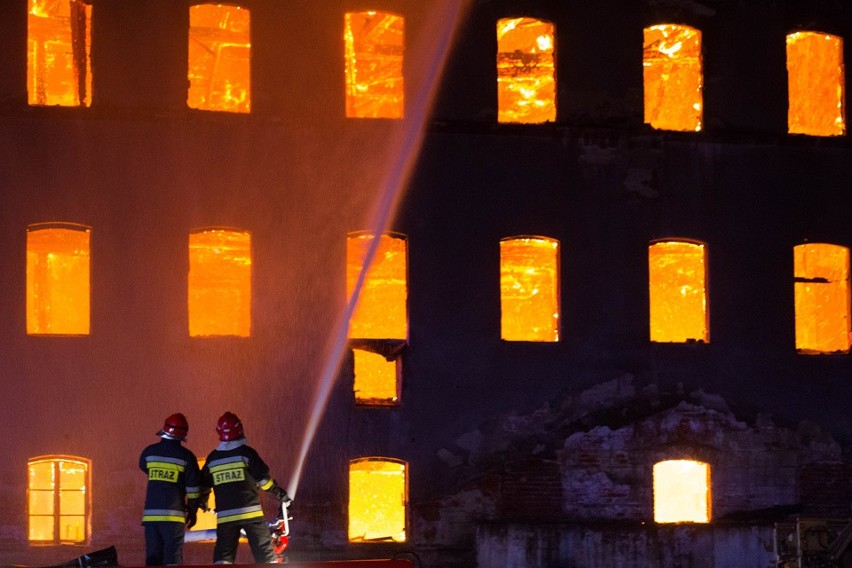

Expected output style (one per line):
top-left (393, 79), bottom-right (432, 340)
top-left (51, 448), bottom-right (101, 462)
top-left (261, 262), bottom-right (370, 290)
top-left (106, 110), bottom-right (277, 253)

top-left (208, 461), bottom-right (246, 474)
top-left (147, 461), bottom-right (185, 472)
top-left (187, 491), bottom-right (200, 499)
top-left (143, 515), bottom-right (185, 523)
top-left (259, 479), bottom-right (274, 491)
top-left (216, 510), bottom-right (264, 524)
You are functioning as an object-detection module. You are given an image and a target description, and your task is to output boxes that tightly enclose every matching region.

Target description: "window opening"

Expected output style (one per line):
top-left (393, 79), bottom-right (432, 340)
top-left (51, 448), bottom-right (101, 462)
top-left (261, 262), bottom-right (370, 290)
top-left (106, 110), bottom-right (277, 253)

top-left (787, 32), bottom-right (846, 136)
top-left (27, 0), bottom-right (92, 107)
top-left (27, 223), bottom-right (91, 336)
top-left (28, 456), bottom-right (91, 544)
top-left (643, 24), bottom-right (703, 132)
top-left (188, 228), bottom-right (252, 337)
top-left (649, 240), bottom-right (708, 343)
top-left (794, 243), bottom-right (851, 354)
top-left (653, 459), bottom-right (711, 523)
top-left (344, 11), bottom-right (404, 119)
top-left (353, 349), bottom-right (399, 406)
top-left (500, 236), bottom-right (560, 342)
top-left (188, 3), bottom-right (251, 113)
top-left (497, 17), bottom-right (556, 124)
top-left (349, 458), bottom-right (407, 542)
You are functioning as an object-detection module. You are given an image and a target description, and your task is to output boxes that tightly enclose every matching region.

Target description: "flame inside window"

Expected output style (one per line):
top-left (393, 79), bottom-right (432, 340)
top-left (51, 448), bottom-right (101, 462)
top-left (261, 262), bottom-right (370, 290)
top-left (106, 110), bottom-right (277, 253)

top-left (354, 349), bottom-right (399, 405)
top-left (188, 228), bottom-right (252, 337)
top-left (344, 11), bottom-right (405, 119)
top-left (653, 459), bottom-right (711, 523)
top-left (349, 458), bottom-right (407, 542)
top-left (27, 0), bottom-right (92, 107)
top-left (190, 458), bottom-right (216, 534)
top-left (26, 224), bottom-right (91, 336)
top-left (643, 24), bottom-right (703, 132)
top-left (649, 240), bottom-right (708, 343)
top-left (500, 236), bottom-right (560, 342)
top-left (794, 243), bottom-right (850, 354)
top-left (188, 3), bottom-right (251, 113)
top-left (787, 32), bottom-right (846, 136)
top-left (28, 456), bottom-right (90, 544)
top-left (497, 17), bottom-right (556, 124)
top-left (347, 233), bottom-right (408, 340)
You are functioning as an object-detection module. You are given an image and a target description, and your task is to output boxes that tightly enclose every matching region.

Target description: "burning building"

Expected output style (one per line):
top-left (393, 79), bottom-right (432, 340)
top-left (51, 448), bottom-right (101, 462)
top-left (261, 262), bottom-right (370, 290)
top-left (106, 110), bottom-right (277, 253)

top-left (0, 0), bottom-right (851, 566)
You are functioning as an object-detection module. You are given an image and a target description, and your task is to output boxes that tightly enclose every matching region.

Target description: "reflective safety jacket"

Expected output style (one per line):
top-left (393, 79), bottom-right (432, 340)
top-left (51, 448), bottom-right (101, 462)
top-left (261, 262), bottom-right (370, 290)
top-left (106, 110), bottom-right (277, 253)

top-left (201, 439), bottom-right (279, 525)
top-left (139, 438), bottom-right (201, 524)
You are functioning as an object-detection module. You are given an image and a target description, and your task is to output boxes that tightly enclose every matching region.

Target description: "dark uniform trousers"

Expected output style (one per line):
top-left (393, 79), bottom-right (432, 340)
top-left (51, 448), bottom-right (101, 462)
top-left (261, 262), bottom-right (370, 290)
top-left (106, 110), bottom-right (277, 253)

top-left (144, 522), bottom-right (185, 566)
top-left (214, 520), bottom-right (277, 564)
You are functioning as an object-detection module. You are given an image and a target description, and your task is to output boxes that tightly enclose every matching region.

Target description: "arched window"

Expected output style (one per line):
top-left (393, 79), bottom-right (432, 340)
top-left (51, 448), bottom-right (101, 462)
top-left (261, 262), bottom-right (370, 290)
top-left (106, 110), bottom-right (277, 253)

top-left (349, 458), bottom-right (407, 542)
top-left (347, 232), bottom-right (408, 340)
top-left (344, 11), bottom-right (405, 119)
top-left (794, 243), bottom-right (851, 354)
top-left (188, 228), bottom-right (252, 337)
top-left (28, 456), bottom-right (91, 544)
top-left (643, 24), bottom-right (703, 132)
top-left (26, 223), bottom-right (91, 336)
top-left (500, 236), bottom-right (560, 342)
top-left (787, 31), bottom-right (846, 137)
top-left (653, 459), bottom-right (711, 523)
top-left (27, 0), bottom-right (92, 107)
top-left (188, 3), bottom-right (251, 113)
top-left (648, 240), bottom-right (708, 343)
top-left (497, 17), bottom-right (556, 124)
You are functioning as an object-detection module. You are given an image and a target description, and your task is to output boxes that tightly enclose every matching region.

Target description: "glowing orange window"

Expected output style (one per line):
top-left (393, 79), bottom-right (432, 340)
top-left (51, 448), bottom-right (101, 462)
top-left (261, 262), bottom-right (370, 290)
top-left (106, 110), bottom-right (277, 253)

top-left (497, 17), bottom-right (556, 124)
top-left (28, 456), bottom-right (91, 544)
top-left (188, 3), bottom-right (251, 113)
top-left (653, 459), bottom-right (711, 523)
top-left (643, 24), bottom-right (703, 132)
top-left (500, 236), bottom-right (560, 342)
top-left (649, 240), bottom-right (708, 343)
top-left (188, 228), bottom-right (252, 337)
top-left (794, 243), bottom-right (851, 354)
top-left (26, 223), bottom-right (91, 336)
top-left (344, 11), bottom-right (404, 119)
top-left (349, 458), bottom-right (407, 542)
top-left (27, 0), bottom-right (92, 107)
top-left (353, 349), bottom-right (399, 406)
top-left (787, 32), bottom-right (846, 136)
top-left (347, 232), bottom-right (408, 340)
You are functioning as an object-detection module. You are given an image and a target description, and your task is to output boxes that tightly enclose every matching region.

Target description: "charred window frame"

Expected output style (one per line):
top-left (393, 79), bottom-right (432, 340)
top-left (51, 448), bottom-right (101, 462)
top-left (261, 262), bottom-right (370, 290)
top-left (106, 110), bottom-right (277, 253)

top-left (648, 239), bottom-right (709, 343)
top-left (643, 24), bottom-right (703, 132)
top-left (794, 243), bottom-right (851, 354)
top-left (787, 31), bottom-right (846, 137)
top-left (496, 17), bottom-right (557, 124)
top-left (344, 10), bottom-right (405, 119)
top-left (348, 457), bottom-right (408, 543)
top-left (500, 236), bottom-right (560, 342)
top-left (28, 455), bottom-right (92, 545)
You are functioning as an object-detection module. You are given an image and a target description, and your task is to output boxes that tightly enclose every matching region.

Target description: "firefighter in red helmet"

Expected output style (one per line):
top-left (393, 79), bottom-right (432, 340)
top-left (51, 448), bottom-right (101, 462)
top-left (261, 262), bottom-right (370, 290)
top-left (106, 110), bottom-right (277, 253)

top-left (139, 413), bottom-right (201, 566)
top-left (200, 411), bottom-right (292, 564)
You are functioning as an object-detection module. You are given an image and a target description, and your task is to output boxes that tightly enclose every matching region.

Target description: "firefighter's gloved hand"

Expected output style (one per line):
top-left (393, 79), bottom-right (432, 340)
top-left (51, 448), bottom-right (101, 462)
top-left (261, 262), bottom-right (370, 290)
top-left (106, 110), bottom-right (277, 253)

top-left (269, 483), bottom-right (292, 506)
top-left (185, 508), bottom-right (197, 529)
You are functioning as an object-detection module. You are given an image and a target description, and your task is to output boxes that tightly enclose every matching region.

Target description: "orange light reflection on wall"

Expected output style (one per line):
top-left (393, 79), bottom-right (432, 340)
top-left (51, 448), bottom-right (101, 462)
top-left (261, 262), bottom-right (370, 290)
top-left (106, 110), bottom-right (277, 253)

top-left (354, 349), bottom-right (399, 405)
top-left (188, 4), bottom-right (251, 113)
top-left (787, 32), bottom-right (846, 136)
top-left (497, 17), bottom-right (556, 124)
top-left (653, 460), bottom-right (710, 523)
top-left (649, 241), bottom-right (708, 343)
top-left (344, 11), bottom-right (404, 119)
top-left (347, 233), bottom-right (408, 340)
top-left (794, 243), bottom-right (851, 354)
top-left (643, 24), bottom-right (703, 132)
top-left (500, 236), bottom-right (560, 342)
top-left (27, 224), bottom-right (91, 336)
top-left (188, 229), bottom-right (252, 337)
top-left (28, 0), bottom-right (92, 107)
top-left (28, 456), bottom-right (90, 544)
top-left (349, 458), bottom-right (407, 542)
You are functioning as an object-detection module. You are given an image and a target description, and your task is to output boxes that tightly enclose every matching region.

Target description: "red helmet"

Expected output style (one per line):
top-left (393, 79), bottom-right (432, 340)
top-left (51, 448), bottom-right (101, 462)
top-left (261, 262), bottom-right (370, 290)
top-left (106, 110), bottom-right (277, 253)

top-left (158, 413), bottom-right (189, 441)
top-left (216, 412), bottom-right (245, 441)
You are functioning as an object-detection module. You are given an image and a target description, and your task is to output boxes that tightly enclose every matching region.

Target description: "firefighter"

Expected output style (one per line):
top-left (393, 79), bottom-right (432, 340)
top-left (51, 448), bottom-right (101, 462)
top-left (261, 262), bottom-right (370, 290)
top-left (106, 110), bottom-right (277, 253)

top-left (139, 413), bottom-right (202, 566)
top-left (200, 411), bottom-right (292, 564)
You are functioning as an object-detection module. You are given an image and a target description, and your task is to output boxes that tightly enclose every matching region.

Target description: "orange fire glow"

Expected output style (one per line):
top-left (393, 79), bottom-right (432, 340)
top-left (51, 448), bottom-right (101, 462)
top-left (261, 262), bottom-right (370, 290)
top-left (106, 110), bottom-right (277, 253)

top-left (27, 0), bottom-right (92, 107)
top-left (347, 233), bottom-right (408, 340)
top-left (787, 32), bottom-right (846, 136)
top-left (649, 241), bottom-right (708, 343)
top-left (353, 349), bottom-right (399, 405)
top-left (794, 243), bottom-right (851, 354)
top-left (28, 457), bottom-right (89, 543)
top-left (349, 458), bottom-right (407, 543)
top-left (653, 460), bottom-right (711, 523)
top-left (497, 17), bottom-right (556, 124)
top-left (26, 224), bottom-right (91, 336)
top-left (344, 11), bottom-right (405, 119)
top-left (188, 228), bottom-right (252, 337)
top-left (643, 24), bottom-right (703, 132)
top-left (188, 4), bottom-right (251, 113)
top-left (500, 237), bottom-right (560, 342)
